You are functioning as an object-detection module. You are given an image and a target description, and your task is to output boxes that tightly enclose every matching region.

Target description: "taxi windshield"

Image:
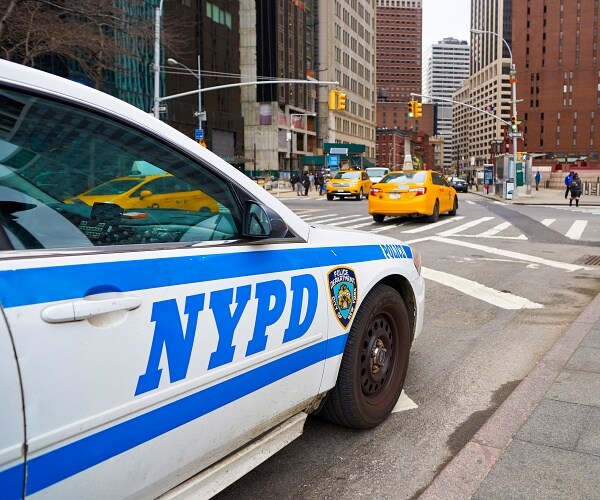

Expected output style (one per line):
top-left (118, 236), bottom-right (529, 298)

top-left (380, 171), bottom-right (427, 185)
top-left (366, 168), bottom-right (388, 177)
top-left (84, 178), bottom-right (142, 196)
top-left (334, 171), bottom-right (361, 180)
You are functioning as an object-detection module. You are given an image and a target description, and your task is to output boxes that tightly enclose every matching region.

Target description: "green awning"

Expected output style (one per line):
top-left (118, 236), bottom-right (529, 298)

top-left (301, 156), bottom-right (325, 166)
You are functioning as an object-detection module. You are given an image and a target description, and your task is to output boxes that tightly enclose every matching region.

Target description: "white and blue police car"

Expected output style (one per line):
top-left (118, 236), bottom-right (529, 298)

top-left (0, 59), bottom-right (424, 498)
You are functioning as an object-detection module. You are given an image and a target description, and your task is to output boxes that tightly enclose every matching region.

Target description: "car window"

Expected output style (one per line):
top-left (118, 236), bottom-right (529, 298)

top-left (381, 171), bottom-right (427, 185)
top-left (0, 85), bottom-right (244, 250)
top-left (334, 171), bottom-right (360, 180)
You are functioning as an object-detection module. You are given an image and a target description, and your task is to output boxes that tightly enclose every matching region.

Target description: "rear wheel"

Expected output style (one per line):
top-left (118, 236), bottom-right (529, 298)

top-left (356, 189), bottom-right (363, 201)
top-left (327, 194), bottom-right (334, 201)
top-left (317, 284), bottom-right (411, 429)
top-left (427, 200), bottom-right (439, 223)
top-left (448, 196), bottom-right (458, 216)
top-left (372, 214), bottom-right (385, 223)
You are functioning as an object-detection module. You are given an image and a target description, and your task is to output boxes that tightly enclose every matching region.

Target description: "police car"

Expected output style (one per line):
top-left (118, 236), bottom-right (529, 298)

top-left (0, 60), bottom-right (424, 498)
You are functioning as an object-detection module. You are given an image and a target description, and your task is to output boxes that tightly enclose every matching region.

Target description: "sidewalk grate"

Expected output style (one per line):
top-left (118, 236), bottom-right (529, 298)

top-left (577, 255), bottom-right (600, 266)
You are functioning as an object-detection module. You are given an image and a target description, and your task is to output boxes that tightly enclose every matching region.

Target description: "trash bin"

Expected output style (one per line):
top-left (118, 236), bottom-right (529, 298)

top-left (544, 180), bottom-right (550, 189)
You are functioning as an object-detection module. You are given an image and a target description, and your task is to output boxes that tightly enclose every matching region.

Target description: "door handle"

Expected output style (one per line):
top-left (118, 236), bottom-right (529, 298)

top-left (41, 297), bottom-right (142, 323)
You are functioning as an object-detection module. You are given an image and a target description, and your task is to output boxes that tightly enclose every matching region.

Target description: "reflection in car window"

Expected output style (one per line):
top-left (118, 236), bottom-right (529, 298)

top-left (0, 85), bottom-right (243, 250)
top-left (381, 171), bottom-right (427, 184)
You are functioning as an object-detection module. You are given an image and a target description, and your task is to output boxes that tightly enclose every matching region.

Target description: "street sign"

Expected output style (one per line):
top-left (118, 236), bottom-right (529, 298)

top-left (195, 129), bottom-right (204, 140)
top-left (330, 147), bottom-right (348, 155)
top-left (194, 111), bottom-right (207, 121)
top-left (508, 131), bottom-right (523, 138)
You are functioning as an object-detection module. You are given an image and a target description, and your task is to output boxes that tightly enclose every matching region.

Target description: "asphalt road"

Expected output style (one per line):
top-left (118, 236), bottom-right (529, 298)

top-left (217, 192), bottom-right (600, 499)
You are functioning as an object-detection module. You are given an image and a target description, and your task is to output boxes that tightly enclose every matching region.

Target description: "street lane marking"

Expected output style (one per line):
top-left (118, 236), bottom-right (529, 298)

top-left (371, 224), bottom-right (403, 233)
top-left (541, 218), bottom-right (556, 227)
top-left (422, 267), bottom-right (544, 310)
top-left (436, 217), bottom-right (495, 236)
top-left (328, 215), bottom-right (373, 226)
top-left (301, 213), bottom-right (341, 221)
top-left (460, 234), bottom-right (528, 240)
top-left (429, 236), bottom-right (589, 272)
top-left (478, 221), bottom-right (512, 237)
top-left (400, 216), bottom-right (465, 234)
top-left (392, 390), bottom-right (418, 413)
top-left (565, 220), bottom-right (588, 240)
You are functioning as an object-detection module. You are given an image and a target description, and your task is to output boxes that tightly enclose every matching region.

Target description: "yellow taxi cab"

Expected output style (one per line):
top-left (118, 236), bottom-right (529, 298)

top-left (67, 174), bottom-right (219, 213)
top-left (368, 169), bottom-right (458, 223)
top-left (326, 169), bottom-right (372, 200)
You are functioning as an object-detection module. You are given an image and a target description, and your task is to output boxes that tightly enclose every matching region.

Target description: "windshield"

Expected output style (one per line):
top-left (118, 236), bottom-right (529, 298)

top-left (334, 171), bottom-right (361, 180)
top-left (381, 171), bottom-right (427, 185)
top-left (367, 168), bottom-right (388, 177)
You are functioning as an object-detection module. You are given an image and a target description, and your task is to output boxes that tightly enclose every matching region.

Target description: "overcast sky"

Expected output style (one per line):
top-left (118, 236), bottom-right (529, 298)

top-left (422, 0), bottom-right (471, 50)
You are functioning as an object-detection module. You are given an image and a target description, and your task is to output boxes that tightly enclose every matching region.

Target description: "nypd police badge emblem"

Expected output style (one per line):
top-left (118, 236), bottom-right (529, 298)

top-left (328, 266), bottom-right (358, 328)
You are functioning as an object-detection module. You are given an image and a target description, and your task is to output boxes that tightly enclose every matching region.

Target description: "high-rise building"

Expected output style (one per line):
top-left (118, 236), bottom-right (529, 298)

top-left (315, 0), bottom-right (377, 160)
top-left (513, 0), bottom-right (600, 170)
top-left (453, 0), bottom-right (514, 173)
top-left (422, 38), bottom-right (470, 169)
top-left (376, 0), bottom-right (422, 105)
top-left (165, 1), bottom-right (243, 163)
top-left (240, 0), bottom-right (317, 174)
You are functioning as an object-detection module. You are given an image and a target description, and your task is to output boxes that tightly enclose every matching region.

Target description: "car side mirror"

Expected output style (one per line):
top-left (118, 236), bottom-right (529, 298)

top-left (139, 189), bottom-right (152, 199)
top-left (243, 201), bottom-right (288, 239)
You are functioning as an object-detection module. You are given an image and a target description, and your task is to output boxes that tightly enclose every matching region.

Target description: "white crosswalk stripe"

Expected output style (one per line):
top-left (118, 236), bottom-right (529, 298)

top-left (294, 210), bottom-right (596, 241)
top-left (565, 220), bottom-right (588, 240)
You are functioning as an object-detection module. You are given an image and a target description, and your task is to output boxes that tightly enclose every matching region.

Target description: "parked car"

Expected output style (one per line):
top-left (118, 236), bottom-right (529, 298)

top-left (0, 59), bottom-right (425, 498)
top-left (326, 169), bottom-right (372, 200)
top-left (369, 170), bottom-right (458, 223)
top-left (447, 176), bottom-right (469, 193)
top-left (365, 167), bottom-right (390, 184)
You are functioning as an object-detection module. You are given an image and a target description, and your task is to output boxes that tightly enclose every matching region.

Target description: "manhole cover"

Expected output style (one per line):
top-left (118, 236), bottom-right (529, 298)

top-left (577, 255), bottom-right (600, 266)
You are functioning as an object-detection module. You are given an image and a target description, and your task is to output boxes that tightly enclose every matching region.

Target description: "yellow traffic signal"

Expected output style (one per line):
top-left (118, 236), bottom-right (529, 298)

top-left (407, 100), bottom-right (415, 118)
top-left (511, 115), bottom-right (518, 130)
top-left (337, 92), bottom-right (347, 111)
top-left (415, 101), bottom-right (423, 118)
top-left (328, 90), bottom-right (338, 110)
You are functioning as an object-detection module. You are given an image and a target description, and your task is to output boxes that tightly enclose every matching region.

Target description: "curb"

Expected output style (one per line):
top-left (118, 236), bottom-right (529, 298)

top-left (419, 292), bottom-right (600, 500)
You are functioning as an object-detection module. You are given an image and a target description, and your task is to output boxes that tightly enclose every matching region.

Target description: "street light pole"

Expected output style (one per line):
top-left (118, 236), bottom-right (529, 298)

top-left (471, 28), bottom-right (519, 199)
top-left (167, 56), bottom-right (203, 133)
top-left (153, 0), bottom-right (164, 119)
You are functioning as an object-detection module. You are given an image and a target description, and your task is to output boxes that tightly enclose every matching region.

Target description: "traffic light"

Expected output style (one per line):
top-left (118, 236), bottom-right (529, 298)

top-left (407, 100), bottom-right (415, 118)
top-left (511, 115), bottom-right (518, 131)
top-left (337, 92), bottom-right (347, 111)
top-left (414, 101), bottom-right (423, 118)
top-left (328, 90), bottom-right (338, 110)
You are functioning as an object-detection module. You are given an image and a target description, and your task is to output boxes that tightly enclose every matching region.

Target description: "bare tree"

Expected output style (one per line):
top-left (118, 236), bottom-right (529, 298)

top-left (0, 0), bottom-right (157, 89)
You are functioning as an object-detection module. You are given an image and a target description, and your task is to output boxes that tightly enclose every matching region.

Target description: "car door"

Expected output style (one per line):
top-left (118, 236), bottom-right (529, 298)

top-left (0, 315), bottom-right (25, 498)
top-left (0, 82), bottom-right (327, 497)
top-left (432, 172), bottom-right (453, 212)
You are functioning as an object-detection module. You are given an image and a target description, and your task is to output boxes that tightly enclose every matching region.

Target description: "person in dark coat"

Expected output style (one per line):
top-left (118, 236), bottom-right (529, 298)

top-left (569, 172), bottom-right (582, 207)
top-left (302, 172), bottom-right (310, 196)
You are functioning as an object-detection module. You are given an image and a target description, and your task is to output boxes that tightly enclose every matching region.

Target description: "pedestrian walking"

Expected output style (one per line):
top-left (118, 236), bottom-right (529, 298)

top-left (569, 172), bottom-right (582, 207)
top-left (290, 173), bottom-right (299, 193)
top-left (316, 171), bottom-right (325, 195)
top-left (534, 171), bottom-right (541, 191)
top-left (302, 172), bottom-right (310, 196)
top-left (564, 171), bottom-right (573, 199)
top-left (295, 172), bottom-right (303, 196)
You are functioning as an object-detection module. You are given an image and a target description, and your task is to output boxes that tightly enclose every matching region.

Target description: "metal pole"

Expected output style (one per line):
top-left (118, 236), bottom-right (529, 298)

top-left (510, 64), bottom-right (519, 199)
top-left (197, 54), bottom-right (202, 130)
top-left (152, 1), bottom-right (163, 118)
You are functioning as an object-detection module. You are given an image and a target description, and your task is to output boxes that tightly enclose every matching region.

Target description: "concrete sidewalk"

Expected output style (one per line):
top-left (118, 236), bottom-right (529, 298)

top-left (470, 185), bottom-right (600, 206)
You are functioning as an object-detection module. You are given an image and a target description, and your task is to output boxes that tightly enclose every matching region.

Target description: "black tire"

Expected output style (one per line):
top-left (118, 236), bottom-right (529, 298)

top-left (427, 200), bottom-right (439, 223)
top-left (356, 189), bottom-right (363, 201)
top-left (317, 284), bottom-right (411, 429)
top-left (327, 194), bottom-right (334, 201)
top-left (448, 196), bottom-right (458, 216)
top-left (151, 203), bottom-right (160, 209)
top-left (372, 214), bottom-right (385, 223)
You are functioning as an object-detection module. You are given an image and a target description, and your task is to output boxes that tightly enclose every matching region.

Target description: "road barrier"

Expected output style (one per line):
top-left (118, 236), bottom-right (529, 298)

top-left (583, 182), bottom-right (600, 196)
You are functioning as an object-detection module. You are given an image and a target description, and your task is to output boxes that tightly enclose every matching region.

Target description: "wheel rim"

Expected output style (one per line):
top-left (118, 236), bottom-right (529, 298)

top-left (360, 312), bottom-right (397, 398)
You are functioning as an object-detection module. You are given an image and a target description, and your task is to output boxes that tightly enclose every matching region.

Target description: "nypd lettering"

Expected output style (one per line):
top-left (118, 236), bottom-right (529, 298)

top-left (380, 243), bottom-right (411, 260)
top-left (135, 274), bottom-right (318, 395)
top-left (328, 267), bottom-right (357, 329)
